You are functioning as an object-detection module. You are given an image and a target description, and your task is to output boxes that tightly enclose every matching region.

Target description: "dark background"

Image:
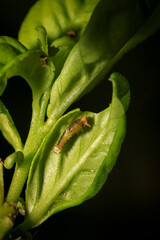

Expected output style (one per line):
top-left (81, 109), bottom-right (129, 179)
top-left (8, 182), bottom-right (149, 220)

top-left (0, 1), bottom-right (160, 239)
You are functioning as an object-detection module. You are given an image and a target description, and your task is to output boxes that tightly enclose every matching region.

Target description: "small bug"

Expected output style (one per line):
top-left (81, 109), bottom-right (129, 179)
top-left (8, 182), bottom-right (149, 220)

top-left (54, 115), bottom-right (90, 154)
top-left (67, 29), bottom-right (77, 39)
top-left (40, 55), bottom-right (48, 67)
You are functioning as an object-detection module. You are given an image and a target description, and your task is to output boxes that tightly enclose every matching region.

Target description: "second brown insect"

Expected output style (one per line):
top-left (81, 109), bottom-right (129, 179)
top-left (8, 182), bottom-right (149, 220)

top-left (53, 115), bottom-right (90, 154)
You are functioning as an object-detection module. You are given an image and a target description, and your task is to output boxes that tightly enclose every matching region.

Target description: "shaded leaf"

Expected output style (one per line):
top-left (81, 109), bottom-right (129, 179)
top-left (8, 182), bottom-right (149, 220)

top-left (47, 0), bottom-right (160, 119)
top-left (50, 36), bottom-right (76, 79)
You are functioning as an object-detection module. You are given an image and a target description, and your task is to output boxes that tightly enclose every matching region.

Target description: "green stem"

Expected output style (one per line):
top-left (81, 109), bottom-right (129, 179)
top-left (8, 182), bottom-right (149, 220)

top-left (0, 216), bottom-right (14, 240)
top-left (0, 202), bottom-right (18, 240)
top-left (6, 96), bottom-right (55, 203)
top-left (2, 96), bottom-right (55, 238)
top-left (6, 161), bottom-right (30, 203)
top-left (0, 159), bottom-right (4, 205)
top-left (6, 98), bottom-right (41, 203)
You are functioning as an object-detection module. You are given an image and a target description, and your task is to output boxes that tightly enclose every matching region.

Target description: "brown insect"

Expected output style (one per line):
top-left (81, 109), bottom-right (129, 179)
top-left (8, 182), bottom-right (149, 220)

top-left (54, 115), bottom-right (90, 154)
top-left (40, 55), bottom-right (48, 67)
top-left (67, 29), bottom-right (77, 39)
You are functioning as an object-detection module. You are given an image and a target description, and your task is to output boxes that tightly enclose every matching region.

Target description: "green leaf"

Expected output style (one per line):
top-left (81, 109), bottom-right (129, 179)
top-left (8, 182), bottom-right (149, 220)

top-left (0, 36), bottom-right (27, 65)
top-left (18, 72), bottom-right (130, 230)
top-left (0, 43), bottom-right (21, 66)
top-left (0, 49), bottom-right (55, 98)
top-left (0, 48), bottom-right (55, 176)
top-left (0, 48), bottom-right (55, 164)
top-left (50, 36), bottom-right (76, 79)
top-left (0, 37), bottom-right (27, 94)
top-left (18, 0), bottom-right (100, 50)
top-left (0, 73), bottom-right (7, 97)
top-left (0, 36), bottom-right (27, 53)
top-left (0, 100), bottom-right (23, 151)
top-left (47, 0), bottom-right (160, 119)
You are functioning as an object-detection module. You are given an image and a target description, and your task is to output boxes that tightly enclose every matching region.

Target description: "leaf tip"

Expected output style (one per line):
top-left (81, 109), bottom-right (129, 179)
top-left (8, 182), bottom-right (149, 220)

top-left (109, 72), bottom-right (130, 111)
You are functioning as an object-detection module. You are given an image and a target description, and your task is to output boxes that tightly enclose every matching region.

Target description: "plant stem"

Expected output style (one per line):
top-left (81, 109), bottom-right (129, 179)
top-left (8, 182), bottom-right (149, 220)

top-left (0, 216), bottom-right (14, 240)
top-left (1, 97), bottom-right (55, 238)
top-left (6, 98), bottom-right (56, 203)
top-left (5, 96), bottom-right (43, 202)
top-left (0, 159), bottom-right (4, 205)
top-left (0, 202), bottom-right (18, 240)
top-left (6, 160), bottom-right (30, 203)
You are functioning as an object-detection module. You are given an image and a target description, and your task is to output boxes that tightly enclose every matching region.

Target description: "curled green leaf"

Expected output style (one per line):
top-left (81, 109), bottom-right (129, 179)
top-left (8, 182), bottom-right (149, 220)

top-left (16, 72), bottom-right (130, 230)
top-left (4, 151), bottom-right (24, 169)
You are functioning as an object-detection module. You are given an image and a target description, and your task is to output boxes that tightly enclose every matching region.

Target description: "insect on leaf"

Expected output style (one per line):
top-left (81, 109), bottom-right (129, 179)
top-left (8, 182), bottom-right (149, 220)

top-left (19, 72), bottom-right (130, 230)
top-left (53, 115), bottom-right (90, 154)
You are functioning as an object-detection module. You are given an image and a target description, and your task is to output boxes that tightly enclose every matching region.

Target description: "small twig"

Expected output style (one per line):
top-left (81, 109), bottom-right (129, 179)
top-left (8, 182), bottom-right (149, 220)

top-left (0, 159), bottom-right (4, 205)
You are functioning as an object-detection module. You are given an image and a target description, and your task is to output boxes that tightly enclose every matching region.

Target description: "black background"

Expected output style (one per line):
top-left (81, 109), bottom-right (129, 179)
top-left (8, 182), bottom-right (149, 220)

top-left (0, 1), bottom-right (160, 239)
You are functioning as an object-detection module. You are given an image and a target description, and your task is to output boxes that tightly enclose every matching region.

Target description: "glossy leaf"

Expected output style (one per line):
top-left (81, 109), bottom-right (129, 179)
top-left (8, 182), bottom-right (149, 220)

top-left (18, 0), bottom-right (100, 49)
top-left (47, 0), bottom-right (160, 119)
top-left (17, 72), bottom-right (130, 230)
top-left (0, 100), bottom-right (23, 151)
